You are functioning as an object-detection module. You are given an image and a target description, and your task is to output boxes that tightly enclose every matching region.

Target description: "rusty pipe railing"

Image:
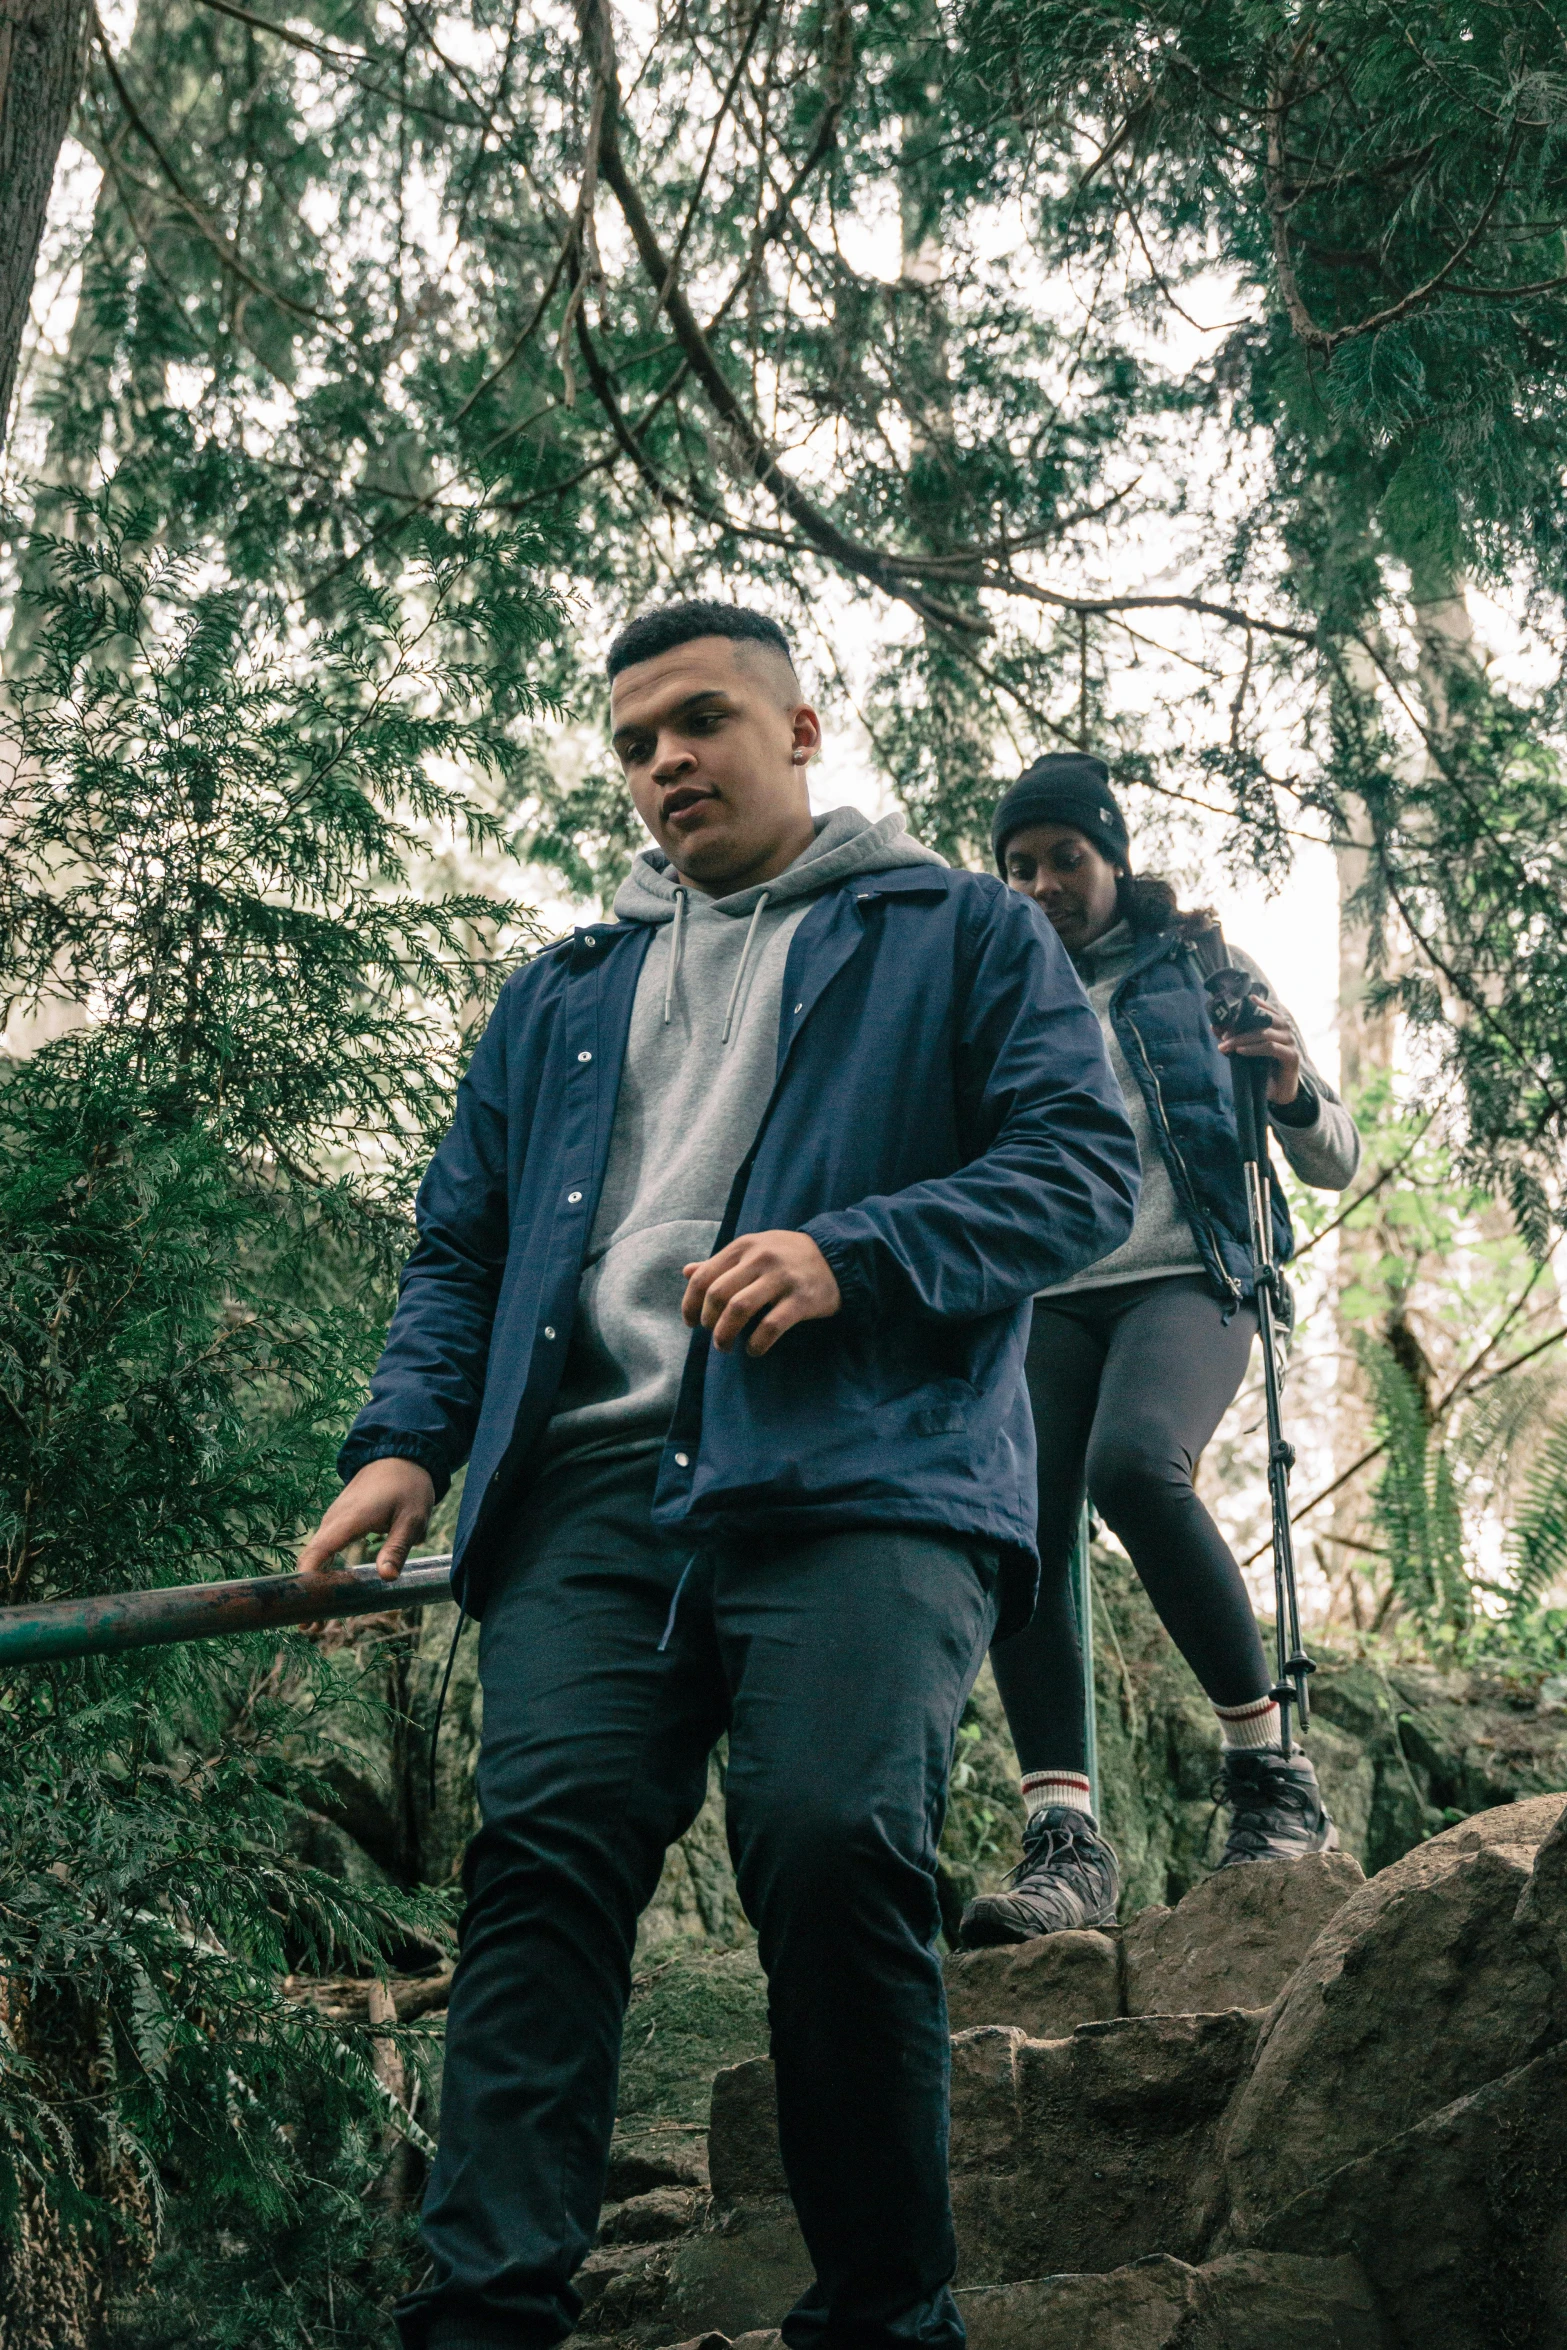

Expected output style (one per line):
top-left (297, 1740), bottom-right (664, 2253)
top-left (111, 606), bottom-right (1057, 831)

top-left (0, 1558), bottom-right (456, 1667)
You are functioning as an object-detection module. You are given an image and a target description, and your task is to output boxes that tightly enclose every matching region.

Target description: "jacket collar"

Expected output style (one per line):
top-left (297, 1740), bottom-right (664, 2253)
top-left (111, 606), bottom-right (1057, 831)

top-left (1105, 921), bottom-right (1191, 1006)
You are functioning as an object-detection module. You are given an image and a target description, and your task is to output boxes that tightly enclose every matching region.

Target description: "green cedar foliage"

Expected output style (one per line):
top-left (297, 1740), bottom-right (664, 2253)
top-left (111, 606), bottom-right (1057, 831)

top-left (948, 0), bottom-right (1567, 1242)
top-left (0, 494), bottom-right (558, 2344)
top-left (36, 0), bottom-right (1567, 1254)
top-left (31, 0), bottom-right (1167, 843)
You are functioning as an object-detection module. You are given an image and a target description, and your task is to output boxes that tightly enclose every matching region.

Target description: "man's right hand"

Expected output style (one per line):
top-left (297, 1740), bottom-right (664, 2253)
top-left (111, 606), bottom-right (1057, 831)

top-left (297, 1457), bottom-right (436, 1583)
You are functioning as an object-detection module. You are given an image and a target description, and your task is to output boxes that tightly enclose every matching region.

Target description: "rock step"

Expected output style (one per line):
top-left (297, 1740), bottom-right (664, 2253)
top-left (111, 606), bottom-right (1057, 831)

top-left (582, 1795), bottom-right (1567, 2350)
top-left (652, 2249), bottom-right (1388, 2350)
top-left (944, 1849), bottom-right (1365, 2039)
top-left (707, 2006), bottom-right (1261, 2280)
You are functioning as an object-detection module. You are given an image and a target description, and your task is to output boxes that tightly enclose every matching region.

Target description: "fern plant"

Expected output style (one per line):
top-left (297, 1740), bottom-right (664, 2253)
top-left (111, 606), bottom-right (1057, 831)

top-left (1357, 1331), bottom-right (1472, 1641)
top-left (1358, 1322), bottom-right (1567, 1649)
top-left (1503, 1425), bottom-right (1567, 1622)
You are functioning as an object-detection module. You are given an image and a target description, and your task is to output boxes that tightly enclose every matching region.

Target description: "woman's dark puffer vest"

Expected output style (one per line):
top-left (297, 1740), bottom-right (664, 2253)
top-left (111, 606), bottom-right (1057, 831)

top-left (1107, 922), bottom-right (1294, 1311)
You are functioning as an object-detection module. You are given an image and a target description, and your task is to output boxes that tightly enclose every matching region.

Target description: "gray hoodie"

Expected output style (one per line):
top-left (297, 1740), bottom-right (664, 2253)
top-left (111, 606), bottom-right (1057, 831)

top-left (545, 808), bottom-right (946, 1463)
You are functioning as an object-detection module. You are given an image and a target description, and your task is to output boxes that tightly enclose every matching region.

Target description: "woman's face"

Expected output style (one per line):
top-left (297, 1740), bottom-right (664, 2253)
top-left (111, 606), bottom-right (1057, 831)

top-left (1003, 822), bottom-right (1124, 953)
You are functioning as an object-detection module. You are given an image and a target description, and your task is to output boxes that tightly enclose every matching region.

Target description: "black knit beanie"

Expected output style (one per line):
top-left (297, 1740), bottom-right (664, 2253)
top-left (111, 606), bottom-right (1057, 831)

top-left (989, 752), bottom-right (1130, 874)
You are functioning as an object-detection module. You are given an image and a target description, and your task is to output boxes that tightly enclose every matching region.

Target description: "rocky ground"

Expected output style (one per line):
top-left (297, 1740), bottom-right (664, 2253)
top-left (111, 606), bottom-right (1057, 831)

top-left (287, 1545), bottom-right (1567, 2348)
top-left (577, 1800), bottom-right (1567, 2350)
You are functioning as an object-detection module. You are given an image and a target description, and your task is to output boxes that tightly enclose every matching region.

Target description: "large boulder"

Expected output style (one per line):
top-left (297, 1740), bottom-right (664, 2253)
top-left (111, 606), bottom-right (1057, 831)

top-left (1222, 1794), bottom-right (1567, 2244)
top-left (944, 1930), bottom-right (1120, 2038)
top-left (1515, 1796), bottom-right (1567, 2016)
top-left (956, 2256), bottom-right (1196, 2350)
top-left (678, 2061), bottom-right (806, 2340)
top-left (643, 2251), bottom-right (1388, 2350)
top-left (949, 2026), bottom-right (1029, 2176)
top-left (600, 2189), bottom-right (705, 2246)
top-left (1122, 1852), bottom-right (1365, 2016)
top-left (952, 2010), bottom-right (1262, 2284)
top-left (1187, 2250), bottom-right (1390, 2349)
top-left (702, 2013), bottom-right (1263, 2310)
top-left (1253, 2044), bottom-right (1567, 2350)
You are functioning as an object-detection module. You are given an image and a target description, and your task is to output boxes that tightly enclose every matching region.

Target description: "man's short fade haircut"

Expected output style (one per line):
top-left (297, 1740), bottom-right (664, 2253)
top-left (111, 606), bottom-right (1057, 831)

top-left (606, 600), bottom-right (797, 683)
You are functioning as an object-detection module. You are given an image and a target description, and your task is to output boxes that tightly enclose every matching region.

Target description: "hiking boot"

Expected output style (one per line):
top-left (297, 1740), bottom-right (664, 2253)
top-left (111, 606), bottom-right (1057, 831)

top-left (957, 1806), bottom-right (1120, 1947)
top-left (1215, 1744), bottom-right (1338, 1868)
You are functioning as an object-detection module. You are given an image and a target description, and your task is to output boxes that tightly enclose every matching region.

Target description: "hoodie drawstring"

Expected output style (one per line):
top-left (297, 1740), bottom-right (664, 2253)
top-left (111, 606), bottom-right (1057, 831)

top-left (662, 886), bottom-right (688, 1025)
top-left (657, 1555), bottom-right (698, 1652)
top-left (721, 892), bottom-right (770, 1044)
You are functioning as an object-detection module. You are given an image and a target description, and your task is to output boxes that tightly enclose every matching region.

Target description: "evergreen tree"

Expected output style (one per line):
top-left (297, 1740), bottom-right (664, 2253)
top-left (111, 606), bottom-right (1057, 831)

top-left (9, 0), bottom-right (1567, 1669)
top-left (0, 488), bottom-right (559, 2345)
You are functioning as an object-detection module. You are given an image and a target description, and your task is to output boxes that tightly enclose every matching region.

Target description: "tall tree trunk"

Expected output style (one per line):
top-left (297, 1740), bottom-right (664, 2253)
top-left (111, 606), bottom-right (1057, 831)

top-left (1323, 570), bottom-right (1520, 1626)
top-left (0, 0), bottom-right (92, 453)
top-left (1325, 791), bottom-right (1397, 1624)
top-left (896, 52), bottom-right (998, 854)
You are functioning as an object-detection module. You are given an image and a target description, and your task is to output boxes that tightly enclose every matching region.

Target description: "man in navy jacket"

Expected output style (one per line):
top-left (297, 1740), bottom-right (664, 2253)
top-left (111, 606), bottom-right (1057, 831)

top-left (301, 603), bottom-right (1138, 2350)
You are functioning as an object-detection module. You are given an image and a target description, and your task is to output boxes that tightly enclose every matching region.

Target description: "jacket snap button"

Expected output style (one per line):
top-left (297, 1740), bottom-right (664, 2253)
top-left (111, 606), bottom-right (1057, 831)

top-left (583, 935), bottom-right (597, 947)
top-left (543, 1326), bottom-right (556, 1340)
top-left (793, 1002), bottom-right (803, 1014)
top-left (674, 1452), bottom-right (689, 1468)
top-left (567, 1190), bottom-right (583, 1203)
top-left (577, 1050), bottom-right (592, 1062)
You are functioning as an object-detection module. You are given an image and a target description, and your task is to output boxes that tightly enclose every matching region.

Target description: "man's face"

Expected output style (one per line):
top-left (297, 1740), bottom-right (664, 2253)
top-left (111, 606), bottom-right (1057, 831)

top-left (609, 636), bottom-right (820, 893)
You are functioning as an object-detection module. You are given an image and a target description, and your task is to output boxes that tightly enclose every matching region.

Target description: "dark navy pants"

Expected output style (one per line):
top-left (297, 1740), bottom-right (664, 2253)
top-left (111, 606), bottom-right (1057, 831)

top-left (396, 1451), bottom-right (999, 2350)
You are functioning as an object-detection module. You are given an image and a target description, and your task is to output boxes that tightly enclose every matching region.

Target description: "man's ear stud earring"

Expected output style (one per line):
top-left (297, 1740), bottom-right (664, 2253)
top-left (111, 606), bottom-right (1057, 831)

top-left (792, 750), bottom-right (808, 764)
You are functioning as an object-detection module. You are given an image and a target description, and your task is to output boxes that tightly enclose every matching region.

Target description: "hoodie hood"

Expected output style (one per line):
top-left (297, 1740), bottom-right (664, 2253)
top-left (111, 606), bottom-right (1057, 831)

top-left (612, 805), bottom-right (946, 926)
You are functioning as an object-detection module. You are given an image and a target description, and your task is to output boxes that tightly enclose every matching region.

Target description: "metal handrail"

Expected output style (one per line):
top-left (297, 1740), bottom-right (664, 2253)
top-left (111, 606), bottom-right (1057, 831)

top-left (0, 1558), bottom-right (457, 1666)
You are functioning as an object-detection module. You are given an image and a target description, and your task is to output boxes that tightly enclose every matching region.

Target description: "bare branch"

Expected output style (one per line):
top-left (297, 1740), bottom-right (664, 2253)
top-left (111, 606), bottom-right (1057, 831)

top-left (1243, 1323), bottom-right (1567, 1565)
top-left (574, 0), bottom-right (987, 635)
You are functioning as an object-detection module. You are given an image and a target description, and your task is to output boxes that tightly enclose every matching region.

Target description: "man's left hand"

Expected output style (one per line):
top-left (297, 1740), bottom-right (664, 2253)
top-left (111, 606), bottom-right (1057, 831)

top-left (682, 1231), bottom-right (842, 1356)
top-left (1215, 997), bottom-right (1301, 1107)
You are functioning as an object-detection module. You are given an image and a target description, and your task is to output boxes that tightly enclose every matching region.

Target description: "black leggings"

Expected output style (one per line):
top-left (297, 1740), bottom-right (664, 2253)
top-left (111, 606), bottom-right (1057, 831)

top-left (992, 1274), bottom-right (1271, 1777)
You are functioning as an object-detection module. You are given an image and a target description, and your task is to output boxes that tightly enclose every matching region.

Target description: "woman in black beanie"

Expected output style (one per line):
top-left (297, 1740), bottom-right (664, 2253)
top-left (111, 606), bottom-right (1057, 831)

top-left (960, 754), bottom-right (1362, 1945)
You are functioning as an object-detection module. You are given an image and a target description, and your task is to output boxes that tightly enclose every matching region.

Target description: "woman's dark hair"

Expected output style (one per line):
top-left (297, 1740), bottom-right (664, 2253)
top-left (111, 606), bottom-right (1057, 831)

top-left (1117, 870), bottom-right (1219, 946)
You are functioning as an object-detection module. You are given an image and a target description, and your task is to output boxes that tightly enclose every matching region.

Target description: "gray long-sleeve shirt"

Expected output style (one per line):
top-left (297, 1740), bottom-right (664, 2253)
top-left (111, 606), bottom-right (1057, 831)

top-left (1042, 924), bottom-right (1360, 1297)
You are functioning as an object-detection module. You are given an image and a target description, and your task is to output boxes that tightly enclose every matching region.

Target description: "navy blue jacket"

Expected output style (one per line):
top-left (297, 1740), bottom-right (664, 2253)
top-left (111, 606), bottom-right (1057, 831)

top-left (339, 866), bottom-right (1140, 1615)
top-left (1108, 926), bottom-right (1294, 1306)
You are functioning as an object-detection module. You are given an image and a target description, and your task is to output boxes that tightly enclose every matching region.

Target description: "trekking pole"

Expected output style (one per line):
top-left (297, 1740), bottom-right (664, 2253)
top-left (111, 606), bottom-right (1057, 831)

top-left (1069, 1503), bottom-right (1100, 1819)
top-left (0, 1557), bottom-right (456, 1668)
top-left (1205, 971), bottom-right (1315, 1750)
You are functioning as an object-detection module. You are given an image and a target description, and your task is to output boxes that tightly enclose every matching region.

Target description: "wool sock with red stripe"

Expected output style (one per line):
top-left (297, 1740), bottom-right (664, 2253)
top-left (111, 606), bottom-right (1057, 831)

top-left (1019, 1767), bottom-right (1095, 1820)
top-left (1213, 1692), bottom-right (1282, 1750)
